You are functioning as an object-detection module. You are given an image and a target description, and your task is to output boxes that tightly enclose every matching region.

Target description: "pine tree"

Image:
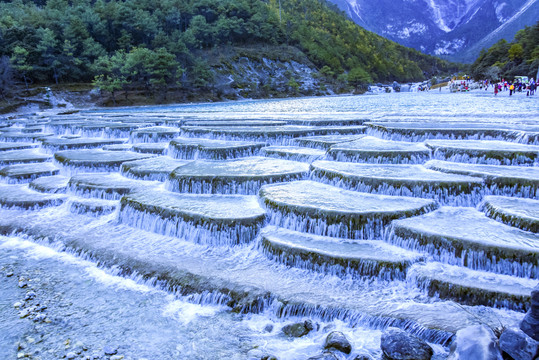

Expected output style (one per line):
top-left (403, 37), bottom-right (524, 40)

top-left (10, 46), bottom-right (33, 90)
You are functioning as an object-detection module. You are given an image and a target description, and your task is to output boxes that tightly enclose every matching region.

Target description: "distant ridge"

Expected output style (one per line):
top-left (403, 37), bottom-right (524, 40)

top-left (328, 0), bottom-right (539, 62)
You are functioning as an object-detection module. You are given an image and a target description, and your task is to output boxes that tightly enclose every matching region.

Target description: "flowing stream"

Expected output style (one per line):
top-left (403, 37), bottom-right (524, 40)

top-left (0, 91), bottom-right (538, 360)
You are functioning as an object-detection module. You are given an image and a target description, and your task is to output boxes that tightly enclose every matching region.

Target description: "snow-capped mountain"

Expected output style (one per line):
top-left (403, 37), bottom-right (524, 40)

top-left (328, 0), bottom-right (539, 62)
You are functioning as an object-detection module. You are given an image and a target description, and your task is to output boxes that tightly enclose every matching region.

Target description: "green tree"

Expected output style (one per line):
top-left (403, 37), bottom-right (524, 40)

top-left (508, 43), bottom-right (524, 61)
top-left (190, 60), bottom-right (214, 89)
top-left (347, 66), bottom-right (371, 88)
top-left (287, 76), bottom-right (300, 94)
top-left (185, 15), bottom-right (215, 49)
top-left (36, 27), bottom-right (60, 84)
top-left (0, 56), bottom-right (13, 99)
top-left (471, 21), bottom-right (539, 80)
top-left (59, 40), bottom-right (83, 81)
top-left (149, 48), bottom-right (183, 99)
top-left (92, 51), bottom-right (128, 105)
top-left (81, 38), bottom-right (107, 65)
top-left (0, 0), bottom-right (462, 94)
top-left (10, 46), bottom-right (33, 90)
top-left (124, 47), bottom-right (155, 94)
top-left (319, 65), bottom-right (335, 79)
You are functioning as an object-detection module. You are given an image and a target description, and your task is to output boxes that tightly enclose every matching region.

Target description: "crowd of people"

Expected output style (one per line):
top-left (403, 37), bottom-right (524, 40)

top-left (484, 78), bottom-right (537, 96)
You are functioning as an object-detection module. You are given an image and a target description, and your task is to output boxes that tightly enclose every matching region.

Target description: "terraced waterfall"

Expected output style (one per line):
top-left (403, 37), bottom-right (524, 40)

top-left (1, 93), bottom-right (538, 359)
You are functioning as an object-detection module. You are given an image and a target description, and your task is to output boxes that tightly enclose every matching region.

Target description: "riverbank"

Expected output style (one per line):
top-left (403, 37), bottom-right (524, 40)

top-left (2, 80), bottom-right (537, 120)
top-left (0, 83), bottom-right (318, 115)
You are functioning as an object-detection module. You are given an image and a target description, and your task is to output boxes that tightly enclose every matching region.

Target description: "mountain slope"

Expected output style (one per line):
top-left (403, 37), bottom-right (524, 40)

top-left (470, 21), bottom-right (539, 80)
top-left (0, 0), bottom-right (459, 101)
top-left (329, 0), bottom-right (539, 62)
top-left (457, 0), bottom-right (539, 62)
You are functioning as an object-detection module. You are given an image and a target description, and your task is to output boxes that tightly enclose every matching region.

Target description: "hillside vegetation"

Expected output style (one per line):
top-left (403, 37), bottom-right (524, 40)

top-left (0, 0), bottom-right (459, 103)
top-left (470, 21), bottom-right (539, 81)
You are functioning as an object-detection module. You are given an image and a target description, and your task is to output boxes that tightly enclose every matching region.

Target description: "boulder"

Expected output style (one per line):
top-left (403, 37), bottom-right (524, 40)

top-left (282, 320), bottom-right (314, 338)
top-left (247, 349), bottom-right (278, 360)
top-left (353, 355), bottom-right (374, 360)
top-left (520, 285), bottom-right (539, 341)
top-left (324, 331), bottom-right (352, 354)
top-left (307, 352), bottom-right (338, 360)
top-left (499, 327), bottom-right (539, 360)
top-left (447, 325), bottom-right (502, 360)
top-left (380, 327), bottom-right (433, 360)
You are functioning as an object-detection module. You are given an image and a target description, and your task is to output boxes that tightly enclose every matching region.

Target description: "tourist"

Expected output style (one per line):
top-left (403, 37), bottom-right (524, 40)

top-left (509, 83), bottom-right (514, 96)
top-left (494, 84), bottom-right (498, 96)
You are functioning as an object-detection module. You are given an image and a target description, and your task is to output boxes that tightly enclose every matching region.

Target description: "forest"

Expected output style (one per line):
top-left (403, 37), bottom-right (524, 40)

top-left (470, 21), bottom-right (539, 81)
top-left (0, 0), bottom-right (459, 101)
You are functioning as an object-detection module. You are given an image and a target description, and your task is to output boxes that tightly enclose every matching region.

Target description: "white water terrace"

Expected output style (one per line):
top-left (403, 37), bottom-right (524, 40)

top-left (0, 91), bottom-right (538, 359)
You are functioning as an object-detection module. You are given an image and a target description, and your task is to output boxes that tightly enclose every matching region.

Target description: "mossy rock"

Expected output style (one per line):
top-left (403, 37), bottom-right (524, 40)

top-left (54, 149), bottom-right (153, 170)
top-left (119, 189), bottom-right (266, 245)
top-left (261, 226), bottom-right (422, 280)
top-left (169, 138), bottom-right (265, 160)
top-left (0, 149), bottom-right (51, 165)
top-left (388, 207), bottom-right (539, 278)
top-left (409, 262), bottom-right (535, 310)
top-left (426, 139), bottom-right (539, 166)
top-left (480, 196), bottom-right (539, 232)
top-left (0, 184), bottom-right (66, 209)
top-left (327, 136), bottom-right (430, 164)
top-left (167, 157), bottom-right (309, 194)
top-left (260, 180), bottom-right (437, 239)
top-left (0, 162), bottom-right (60, 182)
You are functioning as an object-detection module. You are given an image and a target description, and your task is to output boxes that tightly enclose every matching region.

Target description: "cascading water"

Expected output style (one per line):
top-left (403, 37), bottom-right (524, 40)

top-left (0, 92), bottom-right (538, 359)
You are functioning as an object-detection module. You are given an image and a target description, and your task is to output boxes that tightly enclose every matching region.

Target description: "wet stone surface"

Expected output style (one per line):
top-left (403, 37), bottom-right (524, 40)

top-left (425, 139), bottom-right (539, 166)
top-left (260, 226), bottom-right (423, 280)
top-left (408, 262), bottom-right (536, 311)
top-left (168, 138), bottom-right (265, 160)
top-left (294, 134), bottom-right (366, 149)
top-left (0, 142), bottom-right (38, 152)
top-left (311, 161), bottom-right (484, 205)
top-left (41, 137), bottom-right (126, 150)
top-left (54, 150), bottom-right (153, 171)
top-left (121, 157), bottom-right (190, 181)
top-left (260, 180), bottom-right (437, 238)
top-left (365, 121), bottom-right (532, 142)
top-left (0, 184), bottom-right (66, 209)
top-left (0, 149), bottom-right (51, 165)
top-left (261, 146), bottom-right (327, 162)
top-left (167, 157), bottom-right (310, 194)
top-left (29, 175), bottom-right (70, 193)
top-left (480, 195), bottom-right (539, 232)
top-left (327, 136), bottom-right (431, 164)
top-left (68, 173), bottom-right (154, 200)
top-left (180, 125), bottom-right (366, 145)
top-left (388, 207), bottom-right (539, 278)
top-left (0, 163), bottom-right (60, 183)
top-left (424, 160), bottom-right (539, 198)
top-left (129, 126), bottom-right (181, 143)
top-left (119, 189), bottom-right (267, 245)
